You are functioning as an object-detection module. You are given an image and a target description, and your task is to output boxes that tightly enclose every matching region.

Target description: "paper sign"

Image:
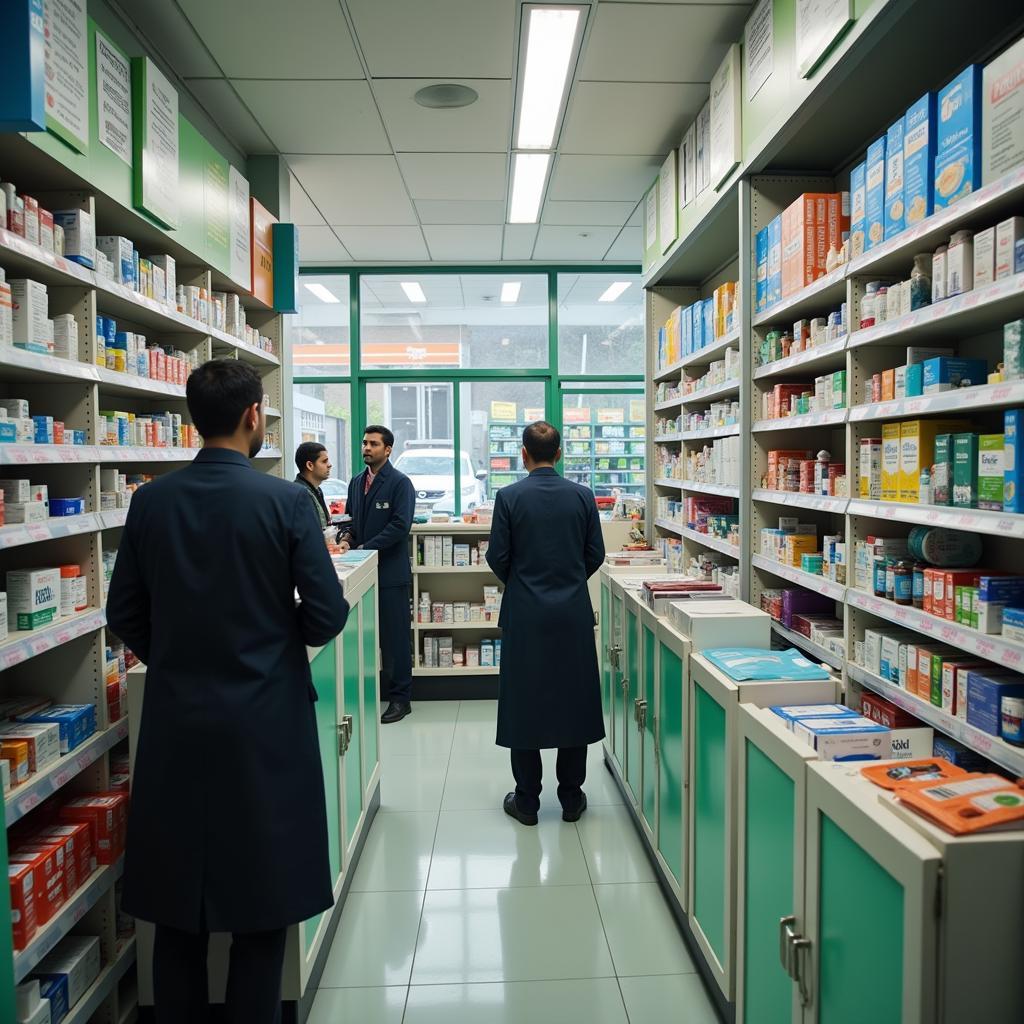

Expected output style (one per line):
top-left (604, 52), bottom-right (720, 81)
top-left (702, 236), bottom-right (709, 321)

top-left (229, 166), bottom-right (251, 289)
top-left (680, 123), bottom-right (696, 211)
top-left (523, 409), bottom-right (544, 423)
top-left (563, 407), bottom-right (591, 424)
top-left (597, 408), bottom-right (625, 424)
top-left (250, 198), bottom-right (276, 306)
top-left (796, 0), bottom-right (853, 78)
top-left (629, 399), bottom-right (645, 423)
top-left (133, 57), bottom-right (179, 228)
top-left (710, 44), bottom-right (741, 189)
top-left (490, 401), bottom-right (517, 422)
top-left (95, 30), bottom-right (131, 164)
top-left (745, 0), bottom-right (774, 99)
top-left (658, 151), bottom-right (677, 252)
top-left (44, 0), bottom-right (88, 153)
top-left (644, 184), bottom-right (658, 251)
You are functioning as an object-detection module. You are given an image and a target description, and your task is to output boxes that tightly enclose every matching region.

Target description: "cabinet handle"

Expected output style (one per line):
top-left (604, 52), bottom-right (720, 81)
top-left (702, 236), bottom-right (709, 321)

top-left (778, 916), bottom-right (796, 977)
top-left (337, 724), bottom-right (346, 757)
top-left (792, 937), bottom-right (813, 1008)
top-left (621, 678), bottom-right (629, 697)
top-left (609, 644), bottom-right (622, 669)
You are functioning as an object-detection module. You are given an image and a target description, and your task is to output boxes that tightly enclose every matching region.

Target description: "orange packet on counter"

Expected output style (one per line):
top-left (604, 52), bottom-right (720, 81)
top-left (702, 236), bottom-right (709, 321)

top-left (893, 774), bottom-right (1024, 835)
top-left (860, 758), bottom-right (969, 790)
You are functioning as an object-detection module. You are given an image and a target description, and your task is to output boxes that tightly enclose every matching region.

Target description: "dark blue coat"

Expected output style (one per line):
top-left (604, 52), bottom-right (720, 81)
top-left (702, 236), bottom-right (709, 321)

top-left (486, 467), bottom-right (606, 749)
top-left (345, 460), bottom-right (416, 588)
top-left (106, 448), bottom-right (349, 933)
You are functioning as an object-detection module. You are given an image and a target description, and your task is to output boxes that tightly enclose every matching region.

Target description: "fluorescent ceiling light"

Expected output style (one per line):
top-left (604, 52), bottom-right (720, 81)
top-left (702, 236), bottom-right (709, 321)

top-left (509, 153), bottom-right (551, 224)
top-left (501, 281), bottom-right (522, 303)
top-left (303, 282), bottom-right (340, 304)
top-left (517, 7), bottom-right (581, 149)
top-left (401, 281), bottom-right (427, 303)
top-left (598, 281), bottom-right (632, 303)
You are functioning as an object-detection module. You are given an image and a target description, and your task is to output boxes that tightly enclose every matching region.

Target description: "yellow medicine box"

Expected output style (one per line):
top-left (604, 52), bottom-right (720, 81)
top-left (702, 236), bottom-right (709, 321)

top-left (882, 423), bottom-right (902, 502)
top-left (784, 535), bottom-right (818, 566)
top-left (899, 419), bottom-right (969, 502)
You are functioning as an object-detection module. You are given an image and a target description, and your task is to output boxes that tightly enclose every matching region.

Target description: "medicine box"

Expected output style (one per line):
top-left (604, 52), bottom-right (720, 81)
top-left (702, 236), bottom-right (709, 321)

top-left (666, 599), bottom-right (770, 650)
top-left (794, 716), bottom-right (890, 761)
top-left (18, 704), bottom-right (96, 754)
top-left (767, 215), bottom-right (782, 307)
top-left (884, 119), bottom-right (906, 239)
top-left (10, 279), bottom-right (49, 353)
top-left (921, 357), bottom-right (987, 393)
top-left (49, 497), bottom-right (85, 517)
top-left (973, 226), bottom-right (995, 288)
top-left (770, 704), bottom-right (855, 728)
top-left (881, 422), bottom-right (901, 501)
top-left (36, 976), bottom-right (69, 1021)
top-left (0, 721), bottom-right (60, 772)
top-left (975, 577), bottom-right (1024, 633)
top-left (899, 419), bottom-right (968, 503)
top-left (849, 161), bottom-right (867, 256)
top-left (996, 217), bottom-right (1024, 279)
top-left (5, 502), bottom-right (47, 524)
top-left (1005, 409), bottom-right (1021, 513)
top-left (755, 228), bottom-right (769, 312)
top-left (965, 670), bottom-right (1024, 736)
top-left (6, 568), bottom-right (60, 630)
top-left (978, 434), bottom-right (1004, 510)
top-left (52, 209), bottom-right (95, 268)
top-left (888, 728), bottom-right (935, 760)
top-left (935, 65), bottom-right (983, 208)
top-left (903, 93), bottom-right (936, 224)
top-left (0, 479), bottom-right (32, 503)
top-left (1003, 606), bottom-right (1024, 643)
top-left (982, 35), bottom-right (1024, 185)
top-left (1005, 320), bottom-right (1023, 382)
top-left (0, 277), bottom-right (12, 346)
top-left (865, 136), bottom-right (886, 249)
top-left (953, 432), bottom-right (979, 507)
top-left (34, 934), bottom-right (101, 1010)
top-left (95, 236), bottom-right (134, 287)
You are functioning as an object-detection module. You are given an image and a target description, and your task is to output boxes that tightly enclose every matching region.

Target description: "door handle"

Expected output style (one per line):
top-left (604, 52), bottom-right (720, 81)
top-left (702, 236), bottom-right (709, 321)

top-left (792, 937), bottom-right (812, 1008)
top-left (337, 724), bottom-right (346, 757)
top-left (779, 916), bottom-right (796, 978)
top-left (621, 678), bottom-right (629, 697)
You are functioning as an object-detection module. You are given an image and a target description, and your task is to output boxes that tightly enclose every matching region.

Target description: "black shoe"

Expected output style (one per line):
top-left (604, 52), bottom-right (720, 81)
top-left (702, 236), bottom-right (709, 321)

top-left (381, 701), bottom-right (412, 724)
top-left (503, 791), bottom-right (538, 826)
top-left (562, 793), bottom-right (588, 823)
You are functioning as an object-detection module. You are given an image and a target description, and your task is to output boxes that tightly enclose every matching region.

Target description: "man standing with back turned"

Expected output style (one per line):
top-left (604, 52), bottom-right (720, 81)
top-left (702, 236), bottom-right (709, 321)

top-left (486, 420), bottom-right (606, 825)
top-left (107, 360), bottom-right (349, 1023)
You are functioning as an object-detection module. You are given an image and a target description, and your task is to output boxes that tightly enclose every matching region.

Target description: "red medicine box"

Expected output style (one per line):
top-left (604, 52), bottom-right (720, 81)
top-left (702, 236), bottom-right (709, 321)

top-left (58, 793), bottom-right (128, 864)
top-left (8, 860), bottom-right (37, 951)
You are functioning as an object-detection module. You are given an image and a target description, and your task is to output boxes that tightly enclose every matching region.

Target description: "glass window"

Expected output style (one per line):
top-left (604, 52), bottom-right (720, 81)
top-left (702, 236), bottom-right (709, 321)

top-left (294, 274), bottom-right (351, 376)
top-left (557, 273), bottom-right (644, 375)
top-left (561, 389), bottom-right (646, 496)
top-left (292, 382), bottom-right (352, 497)
top-left (360, 274), bottom-right (548, 370)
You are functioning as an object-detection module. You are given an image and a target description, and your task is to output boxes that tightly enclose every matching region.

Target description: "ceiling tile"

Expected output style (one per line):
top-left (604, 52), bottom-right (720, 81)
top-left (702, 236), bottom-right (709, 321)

top-left (422, 225), bottom-right (503, 261)
top-left (348, 0), bottom-right (516, 78)
top-left (628, 203), bottom-right (643, 226)
top-left (548, 154), bottom-right (663, 202)
top-left (582, 2), bottom-right (751, 83)
top-left (502, 225), bottom-right (538, 260)
top-left (288, 176), bottom-right (326, 226)
top-left (605, 226), bottom-right (644, 262)
top-left (415, 201), bottom-right (506, 225)
top-left (299, 227), bottom-right (351, 262)
top-left (561, 82), bottom-right (707, 155)
top-left (397, 153), bottom-right (508, 201)
top-left (186, 79), bottom-right (275, 155)
top-left (532, 226), bottom-right (620, 260)
top-left (334, 226), bottom-right (430, 262)
top-left (373, 79), bottom-right (512, 153)
top-left (124, 5), bottom-right (221, 77)
top-left (286, 156), bottom-right (418, 225)
top-left (178, 0), bottom-right (363, 78)
top-left (233, 81), bottom-right (389, 154)
top-left (542, 201), bottom-right (636, 226)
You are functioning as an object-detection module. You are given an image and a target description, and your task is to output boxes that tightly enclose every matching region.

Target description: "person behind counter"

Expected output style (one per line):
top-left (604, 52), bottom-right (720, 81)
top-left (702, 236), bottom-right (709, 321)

top-left (294, 441), bottom-right (332, 530)
top-left (107, 359), bottom-right (349, 1024)
top-left (340, 425), bottom-right (416, 724)
top-left (486, 420), bottom-right (606, 826)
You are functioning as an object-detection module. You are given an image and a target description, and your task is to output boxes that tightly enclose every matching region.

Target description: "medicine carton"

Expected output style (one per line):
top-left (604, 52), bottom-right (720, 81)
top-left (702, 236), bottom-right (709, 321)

top-left (767, 215), bottom-right (782, 307)
top-left (6, 568), bottom-right (60, 630)
top-left (881, 422), bottom-right (901, 501)
top-left (903, 93), bottom-right (936, 224)
top-left (1003, 606), bottom-right (1024, 643)
top-left (52, 209), bottom-right (95, 268)
top-left (935, 65), bottom-right (983, 208)
top-left (35, 934), bottom-right (101, 1010)
top-left (975, 576), bottom-right (1024, 633)
top-left (953, 432), bottom-right (979, 506)
top-left (1005, 409), bottom-right (1022, 513)
top-left (973, 226), bottom-right (996, 288)
top-left (95, 236), bottom-right (134, 287)
top-left (865, 136), bottom-right (887, 249)
top-left (0, 276), bottom-right (12, 346)
top-left (982, 35), bottom-right (1024, 185)
top-left (794, 716), bottom-right (890, 761)
top-left (7, 860), bottom-right (37, 951)
top-left (755, 228), bottom-right (769, 312)
top-left (36, 976), bottom-right (69, 1021)
top-left (978, 433), bottom-right (1005, 510)
top-left (900, 419), bottom-right (968, 503)
top-left (921, 357), bottom-right (987, 393)
top-left (965, 670), bottom-right (1024, 735)
top-left (1005, 320), bottom-right (1023, 382)
top-left (849, 161), bottom-right (867, 256)
top-left (932, 433), bottom-right (955, 505)
top-left (884, 119), bottom-right (906, 239)
top-left (770, 704), bottom-right (855, 728)
top-left (10, 279), bottom-right (49, 353)
top-left (889, 727), bottom-right (934, 760)
top-left (0, 721), bottom-right (60, 772)
top-left (996, 217), bottom-right (1024, 279)
top-left (19, 704), bottom-right (96, 754)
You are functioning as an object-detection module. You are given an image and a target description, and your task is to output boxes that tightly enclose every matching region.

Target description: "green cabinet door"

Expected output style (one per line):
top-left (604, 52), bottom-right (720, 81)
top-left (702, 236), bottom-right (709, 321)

top-left (600, 581), bottom-right (612, 741)
top-left (641, 621), bottom-right (657, 831)
top-left (611, 590), bottom-right (625, 770)
top-left (656, 636), bottom-right (685, 890)
top-left (342, 622), bottom-right (363, 848)
top-left (624, 604), bottom-right (640, 802)
top-left (360, 586), bottom-right (379, 794)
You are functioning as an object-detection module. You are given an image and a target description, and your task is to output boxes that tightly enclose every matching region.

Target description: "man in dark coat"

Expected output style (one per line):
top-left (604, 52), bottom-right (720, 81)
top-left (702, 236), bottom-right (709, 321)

top-left (340, 425), bottom-right (416, 724)
top-left (486, 420), bottom-right (606, 826)
top-left (294, 440), bottom-right (332, 529)
top-left (106, 359), bottom-right (349, 1024)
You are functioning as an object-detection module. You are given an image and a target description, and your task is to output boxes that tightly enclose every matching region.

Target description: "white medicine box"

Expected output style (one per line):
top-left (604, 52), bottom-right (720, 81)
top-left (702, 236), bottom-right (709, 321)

top-left (667, 599), bottom-right (771, 650)
top-left (6, 568), bottom-right (60, 630)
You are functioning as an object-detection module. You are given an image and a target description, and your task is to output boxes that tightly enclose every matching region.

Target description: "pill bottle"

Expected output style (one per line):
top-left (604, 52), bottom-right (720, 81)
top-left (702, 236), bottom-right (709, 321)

top-left (860, 282), bottom-right (881, 328)
top-left (910, 254), bottom-right (932, 310)
top-left (912, 564), bottom-right (927, 609)
top-left (893, 561), bottom-right (913, 606)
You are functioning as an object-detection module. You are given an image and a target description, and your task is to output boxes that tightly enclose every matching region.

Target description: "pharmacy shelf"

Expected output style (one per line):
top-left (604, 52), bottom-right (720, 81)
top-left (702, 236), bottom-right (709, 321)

top-left (255, 449), bottom-right (284, 460)
top-left (680, 378), bottom-right (741, 405)
top-left (753, 336), bottom-right (849, 380)
top-left (653, 434), bottom-right (684, 443)
top-left (752, 489), bottom-right (849, 514)
top-left (654, 518), bottom-right (683, 536)
top-left (0, 514), bottom-right (103, 550)
top-left (679, 527), bottom-right (741, 558)
top-left (100, 510), bottom-right (130, 530)
top-left (680, 329), bottom-right (742, 369)
top-left (655, 395), bottom-right (685, 413)
top-left (0, 348), bottom-right (185, 400)
top-left (751, 554), bottom-right (847, 601)
top-left (265, 406), bottom-right (282, 419)
top-left (0, 445), bottom-right (200, 465)
top-left (847, 499), bottom-right (1024, 539)
top-left (653, 358), bottom-right (687, 384)
top-left (415, 622), bottom-right (501, 632)
top-left (13, 857), bottom-right (125, 982)
top-left (64, 938), bottom-right (137, 1024)
top-left (849, 274), bottom-right (1024, 350)
top-left (752, 409), bottom-right (848, 432)
top-left (771, 621), bottom-right (844, 671)
top-left (5, 719), bottom-right (130, 826)
top-left (848, 381), bottom-right (1024, 422)
top-left (413, 565), bottom-right (494, 574)
top-left (846, 663), bottom-right (1024, 778)
top-left (753, 266), bottom-right (848, 328)
top-left (0, 608), bottom-right (106, 672)
top-left (680, 423), bottom-right (741, 442)
top-left (414, 666), bottom-right (501, 676)
top-left (847, 589), bottom-right (1024, 672)
top-left (653, 479), bottom-right (684, 489)
top-left (412, 523), bottom-right (493, 534)
top-left (681, 481), bottom-right (740, 498)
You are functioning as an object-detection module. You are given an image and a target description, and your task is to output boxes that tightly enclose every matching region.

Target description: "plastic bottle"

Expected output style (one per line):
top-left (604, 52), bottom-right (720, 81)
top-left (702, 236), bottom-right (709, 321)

top-left (860, 282), bottom-right (880, 329)
top-left (910, 254), bottom-right (932, 310)
top-left (912, 563), bottom-right (927, 609)
top-left (894, 561), bottom-right (913, 605)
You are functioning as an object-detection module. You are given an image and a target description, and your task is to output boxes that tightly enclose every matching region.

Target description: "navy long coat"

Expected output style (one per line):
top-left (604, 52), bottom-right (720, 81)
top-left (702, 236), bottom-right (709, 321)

top-left (486, 467), bottom-right (606, 749)
top-left (344, 460), bottom-right (416, 588)
top-left (106, 447), bottom-right (349, 933)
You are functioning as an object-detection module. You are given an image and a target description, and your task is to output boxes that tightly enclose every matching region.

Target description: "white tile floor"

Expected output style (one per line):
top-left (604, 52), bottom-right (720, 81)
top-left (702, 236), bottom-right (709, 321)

top-left (309, 700), bottom-right (719, 1023)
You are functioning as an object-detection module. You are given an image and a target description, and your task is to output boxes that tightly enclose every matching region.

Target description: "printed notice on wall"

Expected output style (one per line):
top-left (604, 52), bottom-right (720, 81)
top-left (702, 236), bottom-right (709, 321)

top-left (744, 0), bottom-right (773, 99)
top-left (44, 0), bottom-right (89, 153)
top-left (644, 184), bottom-right (658, 252)
top-left (229, 166), bottom-right (252, 290)
top-left (96, 32), bottom-right (132, 164)
top-left (658, 151), bottom-right (677, 252)
top-left (710, 44), bottom-right (741, 190)
top-left (134, 57), bottom-right (179, 229)
top-left (795, 0), bottom-right (852, 78)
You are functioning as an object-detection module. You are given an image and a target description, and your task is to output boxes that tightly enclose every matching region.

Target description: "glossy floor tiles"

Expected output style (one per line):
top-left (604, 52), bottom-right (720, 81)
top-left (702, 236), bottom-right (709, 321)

top-left (309, 700), bottom-right (719, 1024)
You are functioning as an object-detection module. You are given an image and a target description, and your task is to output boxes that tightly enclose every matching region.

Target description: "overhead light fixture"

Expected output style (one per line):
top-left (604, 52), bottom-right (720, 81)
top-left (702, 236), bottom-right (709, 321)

top-left (516, 7), bottom-right (582, 149)
top-left (303, 282), bottom-right (340, 304)
top-left (501, 281), bottom-right (522, 303)
top-left (401, 281), bottom-right (427, 303)
top-left (598, 281), bottom-right (632, 303)
top-left (509, 153), bottom-right (551, 224)
top-left (415, 83), bottom-right (479, 109)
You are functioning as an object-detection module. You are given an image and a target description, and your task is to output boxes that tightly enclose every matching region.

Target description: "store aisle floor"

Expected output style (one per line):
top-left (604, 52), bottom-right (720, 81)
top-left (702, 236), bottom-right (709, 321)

top-left (308, 700), bottom-right (719, 1024)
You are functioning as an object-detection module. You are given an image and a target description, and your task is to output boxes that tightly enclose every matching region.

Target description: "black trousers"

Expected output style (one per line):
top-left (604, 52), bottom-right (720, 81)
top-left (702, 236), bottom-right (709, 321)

top-left (511, 746), bottom-right (588, 815)
top-left (153, 924), bottom-right (288, 1024)
top-left (379, 584), bottom-right (413, 703)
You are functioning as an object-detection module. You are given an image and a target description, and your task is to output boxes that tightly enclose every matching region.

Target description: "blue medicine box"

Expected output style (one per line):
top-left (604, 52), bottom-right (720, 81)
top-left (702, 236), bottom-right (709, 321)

top-left (770, 704), bottom-right (856, 727)
top-left (49, 497), bottom-right (85, 517)
top-left (903, 93), bottom-right (936, 225)
top-left (19, 703), bottom-right (97, 754)
top-left (865, 136), bottom-right (887, 250)
top-left (702, 298), bottom-right (713, 344)
top-left (767, 216), bottom-right (782, 306)
top-left (0, 422), bottom-right (17, 444)
top-left (682, 304), bottom-right (693, 354)
top-left (884, 119), bottom-right (906, 240)
top-left (921, 356), bottom-right (987, 393)
top-left (36, 976), bottom-right (69, 1023)
top-left (966, 670), bottom-right (1024, 736)
top-left (905, 363), bottom-right (924, 397)
top-left (932, 734), bottom-right (991, 771)
top-left (691, 302), bottom-right (704, 352)
top-left (755, 227), bottom-right (769, 312)
top-left (935, 65), bottom-right (983, 209)
top-left (1005, 410), bottom-right (1022, 514)
top-left (849, 161), bottom-right (867, 256)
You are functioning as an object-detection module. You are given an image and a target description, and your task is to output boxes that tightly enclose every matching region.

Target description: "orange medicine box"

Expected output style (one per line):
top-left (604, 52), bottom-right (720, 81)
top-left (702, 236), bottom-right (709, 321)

top-left (1, 739), bottom-right (30, 786)
top-left (8, 859), bottom-right (37, 951)
top-left (781, 194), bottom-right (819, 297)
top-left (59, 793), bottom-right (127, 864)
top-left (9, 843), bottom-right (65, 926)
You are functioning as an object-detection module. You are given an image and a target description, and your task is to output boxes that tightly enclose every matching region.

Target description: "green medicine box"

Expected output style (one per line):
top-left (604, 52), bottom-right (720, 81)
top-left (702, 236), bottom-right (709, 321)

top-left (978, 434), bottom-right (1005, 511)
top-left (932, 433), bottom-right (954, 505)
top-left (952, 433), bottom-right (979, 508)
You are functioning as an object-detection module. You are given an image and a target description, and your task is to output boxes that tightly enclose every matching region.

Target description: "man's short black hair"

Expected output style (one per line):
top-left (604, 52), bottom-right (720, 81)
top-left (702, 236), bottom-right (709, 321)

top-left (186, 359), bottom-right (263, 440)
top-left (523, 421), bottom-right (561, 463)
top-left (363, 424), bottom-right (395, 448)
top-left (295, 441), bottom-right (327, 473)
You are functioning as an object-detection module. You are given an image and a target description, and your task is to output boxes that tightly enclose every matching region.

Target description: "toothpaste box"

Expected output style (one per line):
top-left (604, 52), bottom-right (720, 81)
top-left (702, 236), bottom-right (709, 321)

top-left (1003, 606), bottom-right (1024, 642)
top-left (982, 35), bottom-right (1024, 185)
top-left (935, 65), bottom-right (983, 208)
top-left (1005, 409), bottom-right (1022, 514)
top-left (95, 236), bottom-right (135, 287)
top-left (755, 227), bottom-right (769, 313)
top-left (849, 161), bottom-right (867, 256)
top-left (794, 715), bottom-right (890, 761)
top-left (903, 93), bottom-right (936, 224)
top-left (18, 704), bottom-right (96, 754)
top-left (767, 215), bottom-right (782, 307)
top-left (6, 568), bottom-right (60, 630)
top-left (965, 670), bottom-right (1024, 735)
top-left (884, 119), bottom-right (906, 239)
top-left (52, 209), bottom-right (95, 268)
top-left (921, 357), bottom-right (987, 394)
top-left (865, 136), bottom-right (887, 250)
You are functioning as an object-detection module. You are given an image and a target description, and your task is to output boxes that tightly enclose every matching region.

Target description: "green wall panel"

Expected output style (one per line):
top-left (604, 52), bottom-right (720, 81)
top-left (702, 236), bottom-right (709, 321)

top-left (742, 741), bottom-right (795, 1024)
top-left (818, 815), bottom-right (905, 1024)
top-left (693, 683), bottom-right (727, 963)
top-left (343, 622), bottom-right (363, 846)
top-left (642, 623), bottom-right (657, 828)
top-left (360, 586), bottom-right (379, 787)
top-left (657, 642), bottom-right (684, 886)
